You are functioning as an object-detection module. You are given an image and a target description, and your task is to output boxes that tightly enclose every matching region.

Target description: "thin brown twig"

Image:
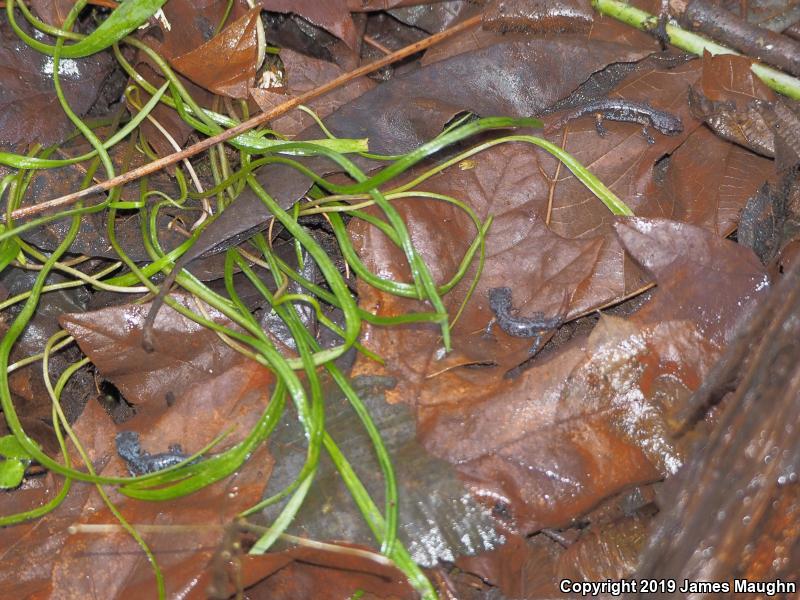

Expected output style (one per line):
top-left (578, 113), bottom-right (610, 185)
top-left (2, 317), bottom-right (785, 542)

top-left (544, 127), bottom-right (570, 225)
top-left (6, 14), bottom-right (483, 223)
top-left (363, 34), bottom-right (392, 55)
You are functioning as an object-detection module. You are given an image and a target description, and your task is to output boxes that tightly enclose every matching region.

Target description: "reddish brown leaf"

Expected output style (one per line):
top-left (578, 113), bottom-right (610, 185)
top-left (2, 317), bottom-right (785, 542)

top-left (388, 1), bottom-right (477, 34)
top-left (699, 52), bottom-right (776, 106)
top-left (260, 0), bottom-right (359, 50)
top-left (29, 0), bottom-right (73, 27)
top-left (456, 534), bottom-right (565, 598)
top-left (171, 8), bottom-right (263, 99)
top-left (5, 289), bottom-right (277, 597)
top-left (348, 0), bottom-right (456, 10)
top-left (0, 396), bottom-right (273, 598)
top-left (59, 293), bottom-right (279, 438)
top-left (643, 126), bottom-right (774, 237)
top-left (143, 0), bottom-right (250, 62)
top-left (396, 218), bottom-right (767, 533)
top-left (55, 404), bottom-right (273, 598)
top-left (555, 515), bottom-right (649, 582)
top-left (183, 35), bottom-right (657, 271)
top-left (483, 0), bottom-right (594, 34)
top-left (422, 13), bottom-right (655, 66)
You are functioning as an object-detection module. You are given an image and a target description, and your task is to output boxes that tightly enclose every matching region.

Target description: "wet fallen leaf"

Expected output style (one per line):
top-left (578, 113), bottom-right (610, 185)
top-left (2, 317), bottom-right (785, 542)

top-left (172, 8), bottom-right (263, 99)
top-left (0, 16), bottom-right (114, 150)
top-left (1, 268), bottom-right (92, 453)
top-left (261, 375), bottom-right (505, 568)
top-left (130, 0), bottom-right (249, 156)
top-left (1, 3), bottom-right (795, 597)
top-left (645, 126), bottom-right (774, 237)
top-left (389, 0), bottom-right (477, 34)
top-left (29, 0), bottom-right (73, 27)
top-left (635, 259), bottom-right (800, 594)
top-left (456, 533), bottom-right (564, 598)
top-left (357, 217), bottom-right (767, 532)
top-left (60, 293), bottom-right (276, 429)
top-left (555, 514), bottom-right (649, 582)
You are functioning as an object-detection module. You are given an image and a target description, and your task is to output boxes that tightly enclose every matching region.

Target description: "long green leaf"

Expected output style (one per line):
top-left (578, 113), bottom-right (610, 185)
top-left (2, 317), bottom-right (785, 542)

top-left (7, 0), bottom-right (168, 58)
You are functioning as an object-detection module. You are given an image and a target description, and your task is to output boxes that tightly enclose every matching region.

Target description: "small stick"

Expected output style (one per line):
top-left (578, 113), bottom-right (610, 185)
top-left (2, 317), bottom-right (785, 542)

top-left (363, 34), bottom-right (392, 55)
top-left (69, 522), bottom-right (396, 566)
top-left (6, 14), bottom-right (482, 223)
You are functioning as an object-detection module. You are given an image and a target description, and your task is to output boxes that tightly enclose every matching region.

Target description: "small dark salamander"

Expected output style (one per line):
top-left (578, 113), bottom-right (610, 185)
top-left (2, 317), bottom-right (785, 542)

top-left (486, 287), bottom-right (564, 355)
top-left (115, 431), bottom-right (192, 476)
top-left (546, 98), bottom-right (683, 143)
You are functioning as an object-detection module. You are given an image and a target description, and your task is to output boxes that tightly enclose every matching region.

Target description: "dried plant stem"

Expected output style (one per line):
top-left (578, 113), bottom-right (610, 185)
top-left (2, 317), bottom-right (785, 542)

top-left (6, 14), bottom-right (482, 222)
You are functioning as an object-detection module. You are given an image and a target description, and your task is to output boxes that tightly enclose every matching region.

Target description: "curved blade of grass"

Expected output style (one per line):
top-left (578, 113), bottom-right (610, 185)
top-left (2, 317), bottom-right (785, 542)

top-left (6, 0), bottom-right (167, 58)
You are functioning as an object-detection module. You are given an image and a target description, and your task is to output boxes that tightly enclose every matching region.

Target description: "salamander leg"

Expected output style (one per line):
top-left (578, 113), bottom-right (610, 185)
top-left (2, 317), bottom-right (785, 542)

top-left (594, 114), bottom-right (608, 137)
top-left (483, 317), bottom-right (496, 339)
top-left (528, 332), bottom-right (546, 355)
top-left (651, 0), bottom-right (671, 49)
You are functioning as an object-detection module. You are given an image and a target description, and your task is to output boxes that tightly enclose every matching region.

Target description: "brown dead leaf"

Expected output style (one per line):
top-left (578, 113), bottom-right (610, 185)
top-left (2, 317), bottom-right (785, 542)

top-left (543, 60), bottom-right (702, 240)
top-left (635, 259), bottom-right (800, 592)
top-left (483, 0), bottom-right (594, 34)
top-left (348, 0), bottom-right (472, 12)
top-left (260, 0), bottom-right (359, 50)
top-left (4, 282), bottom-right (278, 596)
top-left (324, 37), bottom-right (653, 156)
top-left (144, 0), bottom-right (251, 62)
top-left (131, 0), bottom-right (249, 156)
top-left (456, 533), bottom-right (565, 598)
top-left (1, 269), bottom-right (91, 453)
top-left (54, 403), bottom-right (273, 598)
top-left (699, 52), bottom-right (776, 106)
top-left (172, 8), bottom-right (263, 99)
top-left (555, 514), bottom-right (649, 581)
top-left (538, 57), bottom-right (770, 308)
top-left (406, 218), bottom-right (769, 533)
top-left (29, 0), bottom-right (73, 27)
top-left (422, 11), bottom-right (655, 66)
top-left (644, 126), bottom-right (774, 237)
top-left (387, 1), bottom-right (477, 35)
top-left (59, 293), bottom-right (276, 437)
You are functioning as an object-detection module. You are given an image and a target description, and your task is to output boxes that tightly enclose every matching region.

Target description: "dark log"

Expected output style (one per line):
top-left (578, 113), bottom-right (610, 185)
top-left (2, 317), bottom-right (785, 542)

top-left (680, 0), bottom-right (800, 76)
top-left (631, 260), bottom-right (800, 596)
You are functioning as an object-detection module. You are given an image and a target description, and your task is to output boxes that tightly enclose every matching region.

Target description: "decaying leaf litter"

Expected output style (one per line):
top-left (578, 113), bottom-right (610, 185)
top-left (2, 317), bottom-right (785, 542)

top-left (0, 0), bottom-right (797, 598)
